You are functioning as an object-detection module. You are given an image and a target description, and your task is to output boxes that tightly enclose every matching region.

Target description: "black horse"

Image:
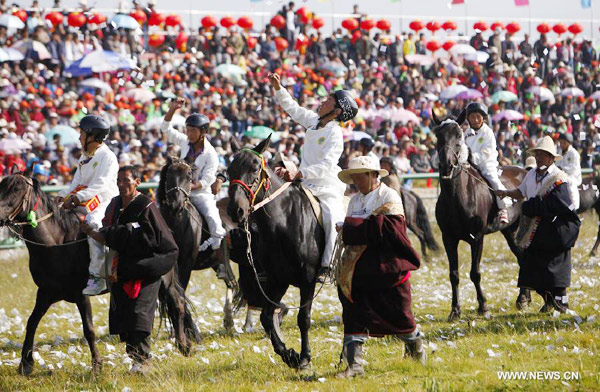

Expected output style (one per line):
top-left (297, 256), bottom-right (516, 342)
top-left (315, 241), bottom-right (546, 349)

top-left (433, 114), bottom-right (531, 321)
top-left (227, 137), bottom-right (322, 369)
top-left (0, 172), bottom-right (190, 376)
top-left (157, 157), bottom-right (238, 339)
top-left (401, 188), bottom-right (440, 258)
top-left (576, 176), bottom-right (600, 255)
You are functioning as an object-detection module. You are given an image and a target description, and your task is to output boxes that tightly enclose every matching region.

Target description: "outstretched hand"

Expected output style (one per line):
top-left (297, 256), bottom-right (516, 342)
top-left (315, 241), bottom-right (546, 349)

top-left (268, 73), bottom-right (281, 91)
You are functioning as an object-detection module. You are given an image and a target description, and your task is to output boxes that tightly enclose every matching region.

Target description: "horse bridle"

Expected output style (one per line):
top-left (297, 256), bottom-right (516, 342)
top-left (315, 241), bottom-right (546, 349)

top-left (164, 165), bottom-right (192, 200)
top-left (439, 144), bottom-right (465, 180)
top-left (230, 149), bottom-right (271, 209)
top-left (0, 174), bottom-right (53, 227)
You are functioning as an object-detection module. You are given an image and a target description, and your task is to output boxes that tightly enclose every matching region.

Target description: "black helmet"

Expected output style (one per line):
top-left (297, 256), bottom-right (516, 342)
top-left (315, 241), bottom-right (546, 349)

top-left (334, 90), bottom-right (358, 122)
top-left (80, 115), bottom-right (110, 141)
top-left (359, 137), bottom-right (375, 150)
top-left (185, 113), bottom-right (210, 129)
top-left (465, 102), bottom-right (488, 118)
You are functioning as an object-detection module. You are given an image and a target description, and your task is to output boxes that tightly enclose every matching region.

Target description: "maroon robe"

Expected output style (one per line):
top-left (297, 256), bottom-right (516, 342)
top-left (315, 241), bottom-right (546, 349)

top-left (339, 213), bottom-right (420, 336)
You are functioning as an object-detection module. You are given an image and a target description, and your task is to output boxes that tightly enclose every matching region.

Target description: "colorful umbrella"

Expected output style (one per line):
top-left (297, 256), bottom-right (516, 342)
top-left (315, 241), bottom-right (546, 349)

top-left (440, 85), bottom-right (468, 100)
top-left (492, 110), bottom-right (524, 122)
top-left (589, 91), bottom-right (600, 100)
top-left (244, 126), bottom-right (281, 142)
top-left (455, 89), bottom-right (484, 100)
top-left (46, 125), bottom-right (80, 146)
top-left (65, 50), bottom-right (134, 77)
top-left (405, 54), bottom-right (435, 67)
top-left (125, 88), bottom-right (156, 103)
top-left (560, 87), bottom-right (584, 97)
top-left (11, 40), bottom-right (51, 60)
top-left (526, 86), bottom-right (555, 102)
top-left (80, 78), bottom-right (112, 91)
top-left (491, 91), bottom-right (518, 103)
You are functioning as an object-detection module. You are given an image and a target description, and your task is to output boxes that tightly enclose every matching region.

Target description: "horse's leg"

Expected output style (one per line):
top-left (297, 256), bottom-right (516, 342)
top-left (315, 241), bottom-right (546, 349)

top-left (75, 296), bottom-right (102, 373)
top-left (469, 239), bottom-right (489, 316)
top-left (244, 306), bottom-right (259, 332)
top-left (19, 289), bottom-right (54, 376)
top-left (260, 284), bottom-right (299, 368)
top-left (408, 220), bottom-right (428, 258)
top-left (159, 275), bottom-right (191, 355)
top-left (297, 282), bottom-right (316, 371)
top-left (443, 234), bottom-right (461, 321)
top-left (591, 204), bottom-right (600, 256)
top-left (223, 286), bottom-right (234, 331)
top-left (500, 228), bottom-right (531, 309)
top-left (177, 267), bottom-right (201, 343)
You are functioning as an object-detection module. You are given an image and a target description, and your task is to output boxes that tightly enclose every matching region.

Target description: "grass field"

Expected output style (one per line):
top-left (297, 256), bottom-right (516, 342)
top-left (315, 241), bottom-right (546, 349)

top-left (0, 212), bottom-right (599, 391)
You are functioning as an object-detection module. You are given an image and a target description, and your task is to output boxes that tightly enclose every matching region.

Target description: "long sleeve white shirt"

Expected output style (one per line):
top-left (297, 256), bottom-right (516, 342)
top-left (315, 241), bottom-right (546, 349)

top-left (464, 123), bottom-right (498, 169)
top-left (557, 145), bottom-right (582, 186)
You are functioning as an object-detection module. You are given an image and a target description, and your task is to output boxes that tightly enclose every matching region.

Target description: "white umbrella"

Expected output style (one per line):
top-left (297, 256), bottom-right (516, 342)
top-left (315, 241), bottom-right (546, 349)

top-left (464, 50), bottom-right (489, 63)
top-left (0, 15), bottom-right (25, 30)
top-left (440, 85), bottom-right (468, 100)
top-left (0, 138), bottom-right (32, 152)
top-left (145, 114), bottom-right (186, 129)
top-left (423, 93), bottom-right (439, 101)
top-left (405, 54), bottom-right (435, 67)
top-left (11, 40), bottom-right (52, 60)
top-left (350, 131), bottom-right (372, 141)
top-left (391, 108), bottom-right (421, 124)
top-left (450, 44), bottom-right (476, 56)
top-left (110, 14), bottom-right (141, 30)
top-left (526, 86), bottom-right (555, 102)
top-left (0, 47), bottom-right (24, 62)
top-left (80, 78), bottom-right (112, 91)
top-left (590, 91), bottom-right (600, 100)
top-left (560, 87), bottom-right (584, 97)
top-left (78, 50), bottom-right (135, 71)
top-left (126, 88), bottom-right (156, 103)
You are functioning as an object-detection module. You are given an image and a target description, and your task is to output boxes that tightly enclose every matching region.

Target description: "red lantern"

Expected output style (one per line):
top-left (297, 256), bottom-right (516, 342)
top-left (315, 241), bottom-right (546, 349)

top-left (376, 19), bottom-right (391, 31)
top-left (442, 41), bottom-right (455, 51)
top-left (351, 30), bottom-right (362, 44)
top-left (270, 15), bottom-right (285, 30)
top-left (409, 20), bottom-right (424, 32)
top-left (553, 23), bottom-right (567, 35)
top-left (299, 11), bottom-right (312, 25)
top-left (237, 16), bottom-right (253, 30)
top-left (426, 21), bottom-right (441, 34)
top-left (360, 19), bottom-right (375, 31)
top-left (220, 16), bottom-right (235, 29)
top-left (490, 22), bottom-right (505, 31)
top-left (45, 12), bottom-right (64, 27)
top-left (342, 18), bottom-right (358, 31)
top-left (247, 36), bottom-right (257, 49)
top-left (506, 22), bottom-right (520, 34)
top-left (12, 9), bottom-right (27, 23)
top-left (176, 32), bottom-right (188, 50)
top-left (442, 21), bottom-right (457, 31)
top-left (130, 10), bottom-right (147, 25)
top-left (274, 37), bottom-right (288, 51)
top-left (473, 21), bottom-right (488, 31)
top-left (568, 23), bottom-right (583, 35)
top-left (312, 17), bottom-right (324, 30)
top-left (148, 33), bottom-right (165, 47)
top-left (296, 6), bottom-right (310, 21)
top-left (88, 13), bottom-right (106, 25)
top-left (149, 13), bottom-right (165, 26)
top-left (295, 34), bottom-right (309, 49)
top-left (426, 40), bottom-right (441, 52)
top-left (165, 14), bottom-right (181, 27)
top-left (67, 12), bottom-right (86, 28)
top-left (201, 15), bottom-right (217, 29)
top-left (537, 23), bottom-right (551, 34)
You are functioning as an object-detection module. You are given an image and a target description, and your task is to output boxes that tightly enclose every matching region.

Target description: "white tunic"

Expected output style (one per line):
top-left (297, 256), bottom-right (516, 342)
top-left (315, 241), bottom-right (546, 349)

top-left (347, 183), bottom-right (405, 219)
top-left (518, 164), bottom-right (565, 199)
top-left (464, 123), bottom-right (505, 192)
top-left (556, 145), bottom-right (581, 209)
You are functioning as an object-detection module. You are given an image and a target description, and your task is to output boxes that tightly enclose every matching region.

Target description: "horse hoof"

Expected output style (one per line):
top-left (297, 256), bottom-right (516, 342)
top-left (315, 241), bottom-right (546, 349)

top-left (18, 360), bottom-right (33, 376)
top-left (298, 358), bottom-right (311, 371)
top-left (447, 310), bottom-right (461, 322)
top-left (92, 360), bottom-right (102, 374)
top-left (223, 315), bottom-right (234, 332)
top-left (478, 305), bottom-right (490, 317)
top-left (283, 349), bottom-right (301, 369)
top-left (177, 342), bottom-right (192, 357)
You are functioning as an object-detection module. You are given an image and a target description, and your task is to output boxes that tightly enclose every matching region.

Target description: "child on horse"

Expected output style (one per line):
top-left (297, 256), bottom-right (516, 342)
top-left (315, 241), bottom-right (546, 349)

top-left (269, 72), bottom-right (358, 280)
top-left (161, 98), bottom-right (226, 253)
top-left (56, 115), bottom-right (119, 296)
top-left (556, 133), bottom-right (582, 210)
top-left (463, 102), bottom-right (510, 224)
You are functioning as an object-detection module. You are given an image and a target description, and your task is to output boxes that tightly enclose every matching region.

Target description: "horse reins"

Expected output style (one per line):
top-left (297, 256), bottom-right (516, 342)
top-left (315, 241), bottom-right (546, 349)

top-left (441, 145), bottom-right (496, 193)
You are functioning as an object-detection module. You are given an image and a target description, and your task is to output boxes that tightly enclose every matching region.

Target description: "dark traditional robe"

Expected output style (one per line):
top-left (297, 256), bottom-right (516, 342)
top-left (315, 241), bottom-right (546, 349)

top-left (102, 194), bottom-right (178, 337)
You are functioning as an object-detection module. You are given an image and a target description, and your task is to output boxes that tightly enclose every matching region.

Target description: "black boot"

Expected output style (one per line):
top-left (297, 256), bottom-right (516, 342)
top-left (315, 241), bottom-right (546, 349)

top-left (405, 334), bottom-right (427, 365)
top-left (336, 342), bottom-right (364, 378)
top-left (539, 291), bottom-right (554, 313)
top-left (550, 289), bottom-right (568, 313)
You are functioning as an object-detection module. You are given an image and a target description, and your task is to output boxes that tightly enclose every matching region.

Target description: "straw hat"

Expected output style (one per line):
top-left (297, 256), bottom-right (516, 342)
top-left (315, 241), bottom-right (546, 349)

top-left (338, 155), bottom-right (388, 184)
top-left (528, 136), bottom-right (562, 160)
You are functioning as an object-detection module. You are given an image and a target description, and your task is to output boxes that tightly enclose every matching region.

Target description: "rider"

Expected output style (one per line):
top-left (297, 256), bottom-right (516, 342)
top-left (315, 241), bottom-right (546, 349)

top-left (269, 72), bottom-right (358, 280)
top-left (463, 102), bottom-right (510, 224)
top-left (556, 133), bottom-right (581, 211)
top-left (57, 115), bottom-right (119, 296)
top-left (161, 98), bottom-right (226, 253)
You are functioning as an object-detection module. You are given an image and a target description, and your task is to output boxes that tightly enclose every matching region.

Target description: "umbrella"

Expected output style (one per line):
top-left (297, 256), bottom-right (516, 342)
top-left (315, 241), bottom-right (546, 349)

top-left (349, 131), bottom-right (372, 141)
top-left (244, 126), bottom-right (281, 142)
top-left (590, 91), bottom-right (600, 100)
top-left (0, 15), bottom-right (25, 30)
top-left (560, 87), bottom-right (584, 97)
top-left (464, 50), bottom-right (489, 63)
top-left (215, 64), bottom-right (246, 78)
top-left (405, 54), bottom-right (435, 67)
top-left (440, 85), bottom-right (468, 100)
top-left (110, 14), bottom-right (141, 30)
top-left (11, 40), bottom-right (52, 60)
top-left (526, 86), bottom-right (555, 102)
top-left (126, 88), bottom-right (156, 102)
top-left (319, 61), bottom-right (348, 76)
top-left (491, 90), bottom-right (518, 103)
top-left (0, 47), bottom-right (24, 62)
top-left (80, 78), bottom-right (112, 91)
top-left (46, 125), bottom-right (80, 146)
top-left (455, 88), bottom-right (484, 100)
top-left (450, 44), bottom-right (476, 56)
top-left (492, 110), bottom-right (524, 122)
top-left (145, 114), bottom-right (186, 129)
top-left (65, 50), bottom-right (134, 77)
top-left (423, 93), bottom-right (439, 101)
top-left (391, 109), bottom-right (421, 124)
top-left (0, 138), bottom-right (32, 153)
top-left (158, 90), bottom-right (177, 100)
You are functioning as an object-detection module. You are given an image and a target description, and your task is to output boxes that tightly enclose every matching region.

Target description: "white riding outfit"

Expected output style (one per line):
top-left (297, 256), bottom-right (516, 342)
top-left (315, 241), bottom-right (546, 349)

top-left (556, 144), bottom-right (582, 210)
top-left (161, 120), bottom-right (226, 250)
top-left (275, 87), bottom-right (347, 268)
top-left (58, 143), bottom-right (119, 283)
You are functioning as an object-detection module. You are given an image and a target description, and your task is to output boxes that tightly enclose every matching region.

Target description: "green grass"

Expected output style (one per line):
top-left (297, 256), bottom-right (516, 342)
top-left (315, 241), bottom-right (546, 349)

top-left (1, 214), bottom-right (599, 391)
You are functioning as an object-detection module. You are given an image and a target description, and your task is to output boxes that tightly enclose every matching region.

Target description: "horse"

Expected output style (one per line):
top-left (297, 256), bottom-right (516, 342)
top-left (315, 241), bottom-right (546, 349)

top-left (227, 136), bottom-right (322, 369)
top-left (432, 113), bottom-right (531, 321)
top-left (0, 172), bottom-right (190, 376)
top-left (400, 188), bottom-right (440, 258)
top-left (157, 157), bottom-right (238, 340)
top-left (576, 176), bottom-right (600, 255)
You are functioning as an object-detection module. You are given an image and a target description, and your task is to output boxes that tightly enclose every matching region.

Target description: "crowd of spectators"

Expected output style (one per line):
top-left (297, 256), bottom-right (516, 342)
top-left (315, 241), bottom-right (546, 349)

top-left (0, 1), bottom-right (599, 189)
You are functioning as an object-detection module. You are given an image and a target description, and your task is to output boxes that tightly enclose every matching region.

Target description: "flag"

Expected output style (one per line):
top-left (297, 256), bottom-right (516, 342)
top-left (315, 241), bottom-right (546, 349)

top-left (581, 0), bottom-right (591, 8)
top-left (452, 0), bottom-right (465, 4)
top-left (514, 0), bottom-right (529, 5)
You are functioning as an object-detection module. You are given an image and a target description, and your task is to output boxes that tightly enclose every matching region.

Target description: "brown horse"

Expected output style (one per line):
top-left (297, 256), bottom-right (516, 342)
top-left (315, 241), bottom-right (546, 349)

top-left (433, 114), bottom-right (531, 321)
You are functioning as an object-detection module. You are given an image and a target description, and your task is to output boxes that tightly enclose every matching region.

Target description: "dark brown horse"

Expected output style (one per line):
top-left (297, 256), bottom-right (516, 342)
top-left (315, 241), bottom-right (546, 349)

top-left (0, 172), bottom-right (190, 376)
top-left (433, 114), bottom-right (531, 321)
top-left (576, 176), bottom-right (600, 255)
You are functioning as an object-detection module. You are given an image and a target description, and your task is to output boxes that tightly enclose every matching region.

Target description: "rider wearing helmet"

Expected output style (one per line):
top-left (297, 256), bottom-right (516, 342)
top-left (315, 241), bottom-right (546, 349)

top-left (269, 73), bottom-right (358, 280)
top-left (161, 98), bottom-right (226, 253)
top-left (463, 102), bottom-right (510, 224)
top-left (556, 133), bottom-right (582, 210)
top-left (57, 114), bottom-right (119, 295)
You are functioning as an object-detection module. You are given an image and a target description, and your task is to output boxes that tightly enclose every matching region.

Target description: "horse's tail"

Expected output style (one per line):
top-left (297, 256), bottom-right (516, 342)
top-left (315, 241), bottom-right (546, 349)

top-left (415, 193), bottom-right (440, 252)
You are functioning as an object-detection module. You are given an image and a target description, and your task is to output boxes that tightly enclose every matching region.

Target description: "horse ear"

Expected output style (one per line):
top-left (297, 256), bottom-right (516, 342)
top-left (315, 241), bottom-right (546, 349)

top-left (254, 134), bottom-right (271, 155)
top-left (166, 155), bottom-right (174, 166)
top-left (431, 110), bottom-right (441, 126)
top-left (9, 164), bottom-right (21, 176)
top-left (230, 136), bottom-right (241, 153)
top-left (456, 109), bottom-right (467, 125)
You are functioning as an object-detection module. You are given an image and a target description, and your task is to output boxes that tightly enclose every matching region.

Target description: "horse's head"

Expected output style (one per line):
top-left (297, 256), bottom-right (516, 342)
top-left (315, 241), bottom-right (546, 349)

top-left (0, 171), bottom-right (38, 225)
top-left (158, 156), bottom-right (194, 213)
top-left (433, 110), bottom-right (467, 179)
top-left (227, 136), bottom-right (271, 223)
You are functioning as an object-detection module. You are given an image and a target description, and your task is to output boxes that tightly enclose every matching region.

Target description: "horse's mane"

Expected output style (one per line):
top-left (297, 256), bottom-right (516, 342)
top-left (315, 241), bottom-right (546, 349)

top-left (157, 157), bottom-right (191, 204)
top-left (31, 179), bottom-right (81, 237)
